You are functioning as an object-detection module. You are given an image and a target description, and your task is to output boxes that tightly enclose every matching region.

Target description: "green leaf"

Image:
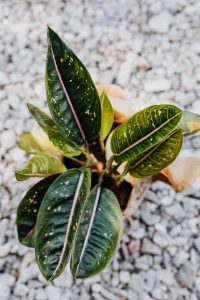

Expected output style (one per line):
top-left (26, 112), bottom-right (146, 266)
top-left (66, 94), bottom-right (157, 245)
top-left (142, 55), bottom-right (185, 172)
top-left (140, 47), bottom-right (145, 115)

top-left (125, 129), bottom-right (183, 178)
top-left (46, 27), bottom-right (101, 147)
top-left (99, 92), bottom-right (114, 142)
top-left (18, 129), bottom-right (58, 155)
top-left (35, 168), bottom-right (91, 281)
top-left (178, 111), bottom-right (200, 136)
top-left (35, 169), bottom-right (123, 281)
top-left (27, 103), bottom-right (81, 157)
top-left (111, 105), bottom-right (182, 164)
top-left (18, 132), bottom-right (42, 154)
top-left (70, 185), bottom-right (123, 279)
top-left (16, 175), bottom-right (59, 247)
top-left (15, 154), bottom-right (66, 181)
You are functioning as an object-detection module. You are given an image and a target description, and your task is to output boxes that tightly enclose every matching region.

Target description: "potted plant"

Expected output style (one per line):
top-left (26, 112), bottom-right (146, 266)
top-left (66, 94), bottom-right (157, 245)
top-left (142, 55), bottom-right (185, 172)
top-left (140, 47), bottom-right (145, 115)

top-left (15, 27), bottom-right (200, 282)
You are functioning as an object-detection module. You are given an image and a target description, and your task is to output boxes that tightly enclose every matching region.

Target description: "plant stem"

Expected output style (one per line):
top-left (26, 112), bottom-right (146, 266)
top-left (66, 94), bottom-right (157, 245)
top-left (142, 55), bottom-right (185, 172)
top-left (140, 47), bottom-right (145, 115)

top-left (100, 140), bottom-right (105, 152)
top-left (106, 155), bottom-right (115, 171)
top-left (66, 156), bottom-right (85, 165)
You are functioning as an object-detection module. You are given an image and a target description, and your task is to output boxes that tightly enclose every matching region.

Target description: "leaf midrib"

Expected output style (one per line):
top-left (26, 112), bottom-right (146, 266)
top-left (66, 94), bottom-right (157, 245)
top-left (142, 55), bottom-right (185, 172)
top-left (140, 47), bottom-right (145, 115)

top-left (50, 44), bottom-right (86, 142)
top-left (73, 186), bottom-right (101, 277)
top-left (127, 129), bottom-right (181, 172)
top-left (49, 171), bottom-right (85, 280)
top-left (115, 112), bottom-right (182, 157)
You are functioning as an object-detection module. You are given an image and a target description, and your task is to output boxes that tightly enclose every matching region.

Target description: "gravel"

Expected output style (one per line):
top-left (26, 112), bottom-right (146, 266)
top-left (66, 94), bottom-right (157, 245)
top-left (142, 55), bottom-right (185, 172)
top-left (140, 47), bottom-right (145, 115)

top-left (1, 0), bottom-right (200, 299)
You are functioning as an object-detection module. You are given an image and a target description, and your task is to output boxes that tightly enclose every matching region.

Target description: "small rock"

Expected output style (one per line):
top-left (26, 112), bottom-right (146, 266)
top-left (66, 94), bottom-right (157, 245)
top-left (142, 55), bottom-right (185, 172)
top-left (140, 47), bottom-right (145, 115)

top-left (127, 239), bottom-right (140, 254)
top-left (194, 237), bottom-right (200, 253)
top-left (14, 283), bottom-right (29, 297)
top-left (173, 250), bottom-right (189, 267)
top-left (0, 243), bottom-right (11, 257)
top-left (148, 11), bottom-right (173, 33)
top-left (135, 255), bottom-right (152, 270)
top-left (131, 274), bottom-right (144, 292)
top-left (176, 263), bottom-right (196, 287)
top-left (153, 233), bottom-right (168, 248)
top-left (35, 288), bottom-right (47, 300)
top-left (9, 148), bottom-right (24, 162)
top-left (157, 269), bottom-right (175, 285)
top-left (45, 286), bottom-right (61, 300)
top-left (144, 79), bottom-right (171, 92)
top-left (159, 195), bottom-right (174, 206)
top-left (117, 53), bottom-right (138, 86)
top-left (140, 211), bottom-right (160, 226)
top-left (119, 271), bottom-right (130, 284)
top-left (168, 246), bottom-right (178, 257)
top-left (54, 270), bottom-right (72, 288)
top-left (92, 284), bottom-right (116, 300)
top-left (133, 38), bottom-right (144, 53)
top-left (165, 203), bottom-right (186, 219)
top-left (0, 130), bottom-right (15, 151)
top-left (130, 227), bottom-right (145, 239)
top-left (141, 239), bottom-right (161, 255)
top-left (0, 71), bottom-right (9, 85)
top-left (169, 225), bottom-right (182, 237)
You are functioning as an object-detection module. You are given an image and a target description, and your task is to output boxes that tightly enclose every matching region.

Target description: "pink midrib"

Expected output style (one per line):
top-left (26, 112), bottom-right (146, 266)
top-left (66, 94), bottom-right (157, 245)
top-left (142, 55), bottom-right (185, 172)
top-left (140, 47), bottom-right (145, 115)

top-left (50, 45), bottom-right (86, 141)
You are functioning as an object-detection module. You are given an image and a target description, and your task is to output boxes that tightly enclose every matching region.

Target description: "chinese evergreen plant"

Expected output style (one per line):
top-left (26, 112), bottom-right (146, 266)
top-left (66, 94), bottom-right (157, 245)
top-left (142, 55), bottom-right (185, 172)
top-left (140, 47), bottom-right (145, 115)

top-left (16, 27), bottom-right (200, 281)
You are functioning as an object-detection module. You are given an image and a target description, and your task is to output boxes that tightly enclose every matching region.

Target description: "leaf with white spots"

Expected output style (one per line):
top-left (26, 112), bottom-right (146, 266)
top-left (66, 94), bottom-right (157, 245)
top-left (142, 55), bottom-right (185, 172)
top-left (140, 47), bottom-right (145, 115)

top-left (15, 153), bottom-right (66, 181)
top-left (111, 105), bottom-right (182, 165)
top-left (70, 185), bottom-right (123, 278)
top-left (125, 129), bottom-right (183, 178)
top-left (35, 168), bottom-right (91, 281)
top-left (27, 103), bottom-right (81, 157)
top-left (99, 92), bottom-right (114, 142)
top-left (16, 175), bottom-right (59, 247)
top-left (178, 111), bottom-right (200, 136)
top-left (46, 27), bottom-right (101, 148)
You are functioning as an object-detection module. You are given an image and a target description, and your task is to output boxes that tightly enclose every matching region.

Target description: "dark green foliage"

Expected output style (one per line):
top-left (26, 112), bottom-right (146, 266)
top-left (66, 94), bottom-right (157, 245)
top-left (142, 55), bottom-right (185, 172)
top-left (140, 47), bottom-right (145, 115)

top-left (16, 27), bottom-right (200, 283)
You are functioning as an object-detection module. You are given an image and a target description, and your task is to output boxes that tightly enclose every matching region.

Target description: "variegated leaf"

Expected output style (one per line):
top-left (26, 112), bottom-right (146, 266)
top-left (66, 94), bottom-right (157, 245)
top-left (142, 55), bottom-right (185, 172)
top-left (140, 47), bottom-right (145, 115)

top-left (111, 105), bottom-right (182, 164)
top-left (46, 27), bottom-right (101, 147)
top-left (70, 185), bottom-right (123, 278)
top-left (16, 175), bottom-right (59, 247)
top-left (126, 129), bottom-right (183, 178)
top-left (35, 168), bottom-right (91, 281)
top-left (15, 154), bottom-right (66, 181)
top-left (27, 103), bottom-right (81, 156)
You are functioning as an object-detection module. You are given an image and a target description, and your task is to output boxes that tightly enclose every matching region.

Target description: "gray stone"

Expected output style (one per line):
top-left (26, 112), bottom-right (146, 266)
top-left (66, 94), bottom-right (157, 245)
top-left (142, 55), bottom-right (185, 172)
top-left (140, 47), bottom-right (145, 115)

top-left (0, 71), bottom-right (9, 85)
top-left (0, 243), bottom-right (11, 257)
top-left (0, 130), bottom-right (15, 151)
top-left (141, 239), bottom-right (161, 255)
top-left (148, 11), bottom-right (173, 33)
top-left (140, 211), bottom-right (160, 225)
top-left (135, 255), bottom-right (153, 270)
top-left (45, 286), bottom-right (61, 300)
top-left (35, 288), bottom-right (47, 300)
top-left (173, 250), bottom-right (189, 267)
top-left (119, 270), bottom-right (130, 284)
top-left (131, 274), bottom-right (144, 292)
top-left (176, 263), bottom-right (196, 287)
top-left (153, 233), bottom-right (168, 248)
top-left (144, 79), bottom-right (171, 92)
top-left (165, 203), bottom-right (186, 219)
top-left (194, 237), bottom-right (200, 253)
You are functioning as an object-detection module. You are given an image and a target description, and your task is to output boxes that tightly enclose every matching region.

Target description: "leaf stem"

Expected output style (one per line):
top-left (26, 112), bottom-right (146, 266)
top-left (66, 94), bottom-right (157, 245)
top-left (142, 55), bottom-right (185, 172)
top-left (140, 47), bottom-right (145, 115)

top-left (100, 140), bottom-right (105, 152)
top-left (106, 155), bottom-right (115, 171)
top-left (66, 156), bottom-right (85, 165)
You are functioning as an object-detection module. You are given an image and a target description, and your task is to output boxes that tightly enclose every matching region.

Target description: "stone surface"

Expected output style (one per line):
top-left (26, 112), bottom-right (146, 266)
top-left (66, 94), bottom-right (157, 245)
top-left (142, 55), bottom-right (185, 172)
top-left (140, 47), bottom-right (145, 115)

top-left (1, 1), bottom-right (200, 299)
top-left (148, 11), bottom-right (173, 33)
